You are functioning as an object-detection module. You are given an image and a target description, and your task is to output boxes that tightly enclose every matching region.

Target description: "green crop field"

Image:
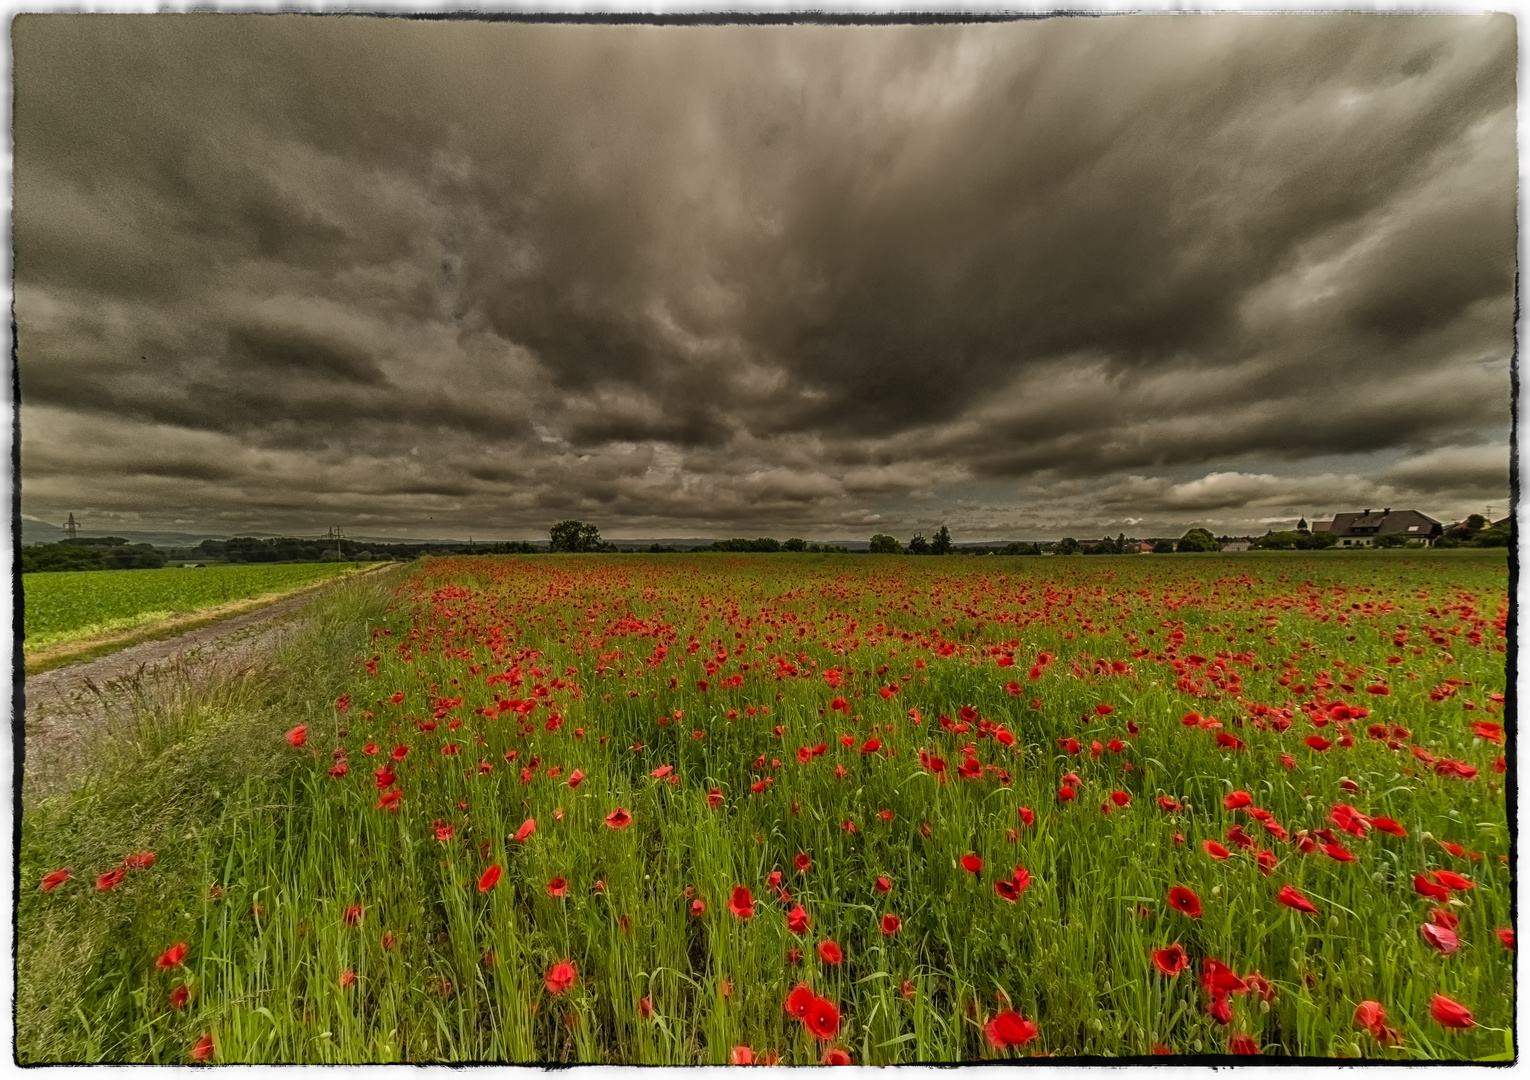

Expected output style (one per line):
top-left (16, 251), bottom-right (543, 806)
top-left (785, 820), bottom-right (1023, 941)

top-left (17, 551), bottom-right (1512, 1062)
top-left (22, 562), bottom-right (367, 651)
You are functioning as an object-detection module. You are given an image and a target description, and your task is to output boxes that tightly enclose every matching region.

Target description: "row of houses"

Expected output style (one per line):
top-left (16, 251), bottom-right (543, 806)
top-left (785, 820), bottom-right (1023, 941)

top-left (1212, 509), bottom-right (1445, 551)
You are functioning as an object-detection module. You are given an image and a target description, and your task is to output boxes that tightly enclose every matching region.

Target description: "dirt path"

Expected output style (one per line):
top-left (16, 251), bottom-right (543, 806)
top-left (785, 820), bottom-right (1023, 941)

top-left (21, 589), bottom-right (324, 801)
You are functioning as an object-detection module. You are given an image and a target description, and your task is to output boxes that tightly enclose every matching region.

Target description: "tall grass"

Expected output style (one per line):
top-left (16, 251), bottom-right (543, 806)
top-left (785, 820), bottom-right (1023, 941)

top-left (18, 552), bottom-right (1512, 1062)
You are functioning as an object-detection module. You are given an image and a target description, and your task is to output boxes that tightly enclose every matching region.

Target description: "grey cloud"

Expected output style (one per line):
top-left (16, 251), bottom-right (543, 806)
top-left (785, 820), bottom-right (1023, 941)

top-left (12, 15), bottom-right (1516, 539)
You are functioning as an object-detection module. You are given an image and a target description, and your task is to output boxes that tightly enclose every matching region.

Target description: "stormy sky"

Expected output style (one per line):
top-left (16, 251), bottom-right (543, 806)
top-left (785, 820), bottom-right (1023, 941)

top-left (14, 14), bottom-right (1516, 541)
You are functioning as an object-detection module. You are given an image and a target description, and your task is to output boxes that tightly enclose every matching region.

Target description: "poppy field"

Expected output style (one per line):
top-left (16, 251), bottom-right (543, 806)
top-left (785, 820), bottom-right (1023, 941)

top-left (18, 550), bottom-right (1514, 1062)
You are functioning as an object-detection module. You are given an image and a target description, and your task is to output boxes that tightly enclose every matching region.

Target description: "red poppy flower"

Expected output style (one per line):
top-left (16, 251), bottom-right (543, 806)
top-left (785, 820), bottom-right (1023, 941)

top-left (1058, 785), bottom-right (1076, 802)
top-left (1207, 994), bottom-right (1233, 1025)
top-left (880, 913), bottom-right (901, 935)
top-left (795, 853), bottom-right (812, 874)
top-left (124, 851), bottom-right (156, 870)
top-left (1414, 873), bottom-right (1451, 900)
top-left (514, 818), bottom-right (536, 843)
top-left (1497, 928), bottom-right (1515, 950)
top-left (1355, 1000), bottom-right (1387, 1035)
top-left (1370, 816), bottom-right (1406, 837)
top-left (1420, 922), bottom-right (1460, 955)
top-left (690, 898), bottom-right (706, 917)
top-left (1429, 908), bottom-right (1460, 930)
top-left (169, 985), bottom-right (190, 1010)
top-left (478, 865), bottom-right (502, 893)
top-left (1011, 866), bottom-right (1032, 895)
top-left (156, 942), bottom-right (189, 968)
top-left (1321, 842), bottom-right (1355, 863)
top-left (1223, 791), bottom-right (1252, 811)
top-left (1151, 944), bottom-right (1188, 976)
top-left (1018, 806), bottom-right (1035, 826)
top-left (728, 885), bottom-right (755, 919)
top-left (381, 932), bottom-right (396, 951)
top-left (340, 969), bottom-right (357, 989)
top-left (817, 940), bottom-right (844, 965)
top-left (190, 1033), bottom-right (215, 1062)
top-left (961, 854), bottom-right (983, 874)
top-left (730, 1046), bottom-right (755, 1065)
top-left (1275, 884), bottom-right (1319, 915)
top-left (787, 904), bottom-right (811, 935)
top-left (1202, 840), bottom-right (1230, 860)
top-left (1110, 790), bottom-right (1131, 807)
top-left (785, 983), bottom-right (815, 1019)
top-left (376, 789), bottom-right (402, 810)
top-left (545, 959), bottom-right (578, 996)
top-left (875, 875), bottom-right (892, 894)
top-left (1167, 886), bottom-right (1202, 918)
top-left (984, 1009), bottom-right (1039, 1049)
top-left (435, 822), bottom-right (454, 843)
top-left (605, 807), bottom-right (633, 829)
top-left (821, 1047), bottom-right (852, 1065)
top-left (1157, 797), bottom-right (1181, 812)
top-left (706, 787), bottom-right (724, 808)
top-left (650, 764), bottom-right (673, 779)
top-left (804, 996), bottom-right (840, 1040)
top-left (1095, 703), bottom-right (1114, 717)
top-left (39, 868), bottom-right (70, 892)
top-left (1201, 957), bottom-right (1247, 996)
top-left (94, 867), bottom-right (127, 892)
top-left (547, 877), bottom-right (568, 898)
top-left (285, 725), bottom-right (308, 748)
top-left (1432, 869), bottom-right (1474, 891)
top-left (1305, 735), bottom-right (1331, 752)
top-left (568, 769), bottom-right (585, 788)
top-left (1429, 993), bottom-right (1474, 1029)
top-left (1229, 1034), bottom-right (1259, 1055)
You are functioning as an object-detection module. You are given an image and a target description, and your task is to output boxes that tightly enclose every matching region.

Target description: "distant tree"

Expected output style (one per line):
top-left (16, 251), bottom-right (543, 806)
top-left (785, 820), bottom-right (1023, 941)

top-left (1252, 531), bottom-right (1302, 550)
top-left (1152, 539), bottom-right (1176, 554)
top-left (1087, 533), bottom-right (1128, 555)
top-left (783, 537), bottom-right (807, 552)
top-left (869, 534), bottom-right (904, 554)
top-left (1372, 532), bottom-right (1413, 548)
top-left (702, 538), bottom-right (783, 553)
top-left (931, 526), bottom-right (953, 555)
top-left (103, 543), bottom-right (167, 569)
top-left (549, 520), bottom-right (603, 553)
top-left (1472, 520), bottom-right (1511, 547)
top-left (907, 533), bottom-right (931, 555)
top-left (1056, 537), bottom-right (1080, 556)
top-left (21, 543), bottom-right (110, 573)
top-left (1002, 541), bottom-right (1040, 556)
top-left (1177, 528), bottom-right (1219, 553)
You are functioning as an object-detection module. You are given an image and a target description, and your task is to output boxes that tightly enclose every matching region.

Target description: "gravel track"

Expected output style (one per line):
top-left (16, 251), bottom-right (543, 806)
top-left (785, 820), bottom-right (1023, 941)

top-left (20, 590), bottom-right (322, 802)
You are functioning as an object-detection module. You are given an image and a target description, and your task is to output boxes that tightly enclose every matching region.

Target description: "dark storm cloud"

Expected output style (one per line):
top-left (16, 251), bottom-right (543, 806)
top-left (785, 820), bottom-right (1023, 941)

top-left (13, 15), bottom-right (1515, 538)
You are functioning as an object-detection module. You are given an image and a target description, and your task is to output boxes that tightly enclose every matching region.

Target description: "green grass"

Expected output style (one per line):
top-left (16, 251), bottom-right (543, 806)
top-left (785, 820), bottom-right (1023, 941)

top-left (22, 562), bottom-right (369, 650)
top-left (17, 551), bottom-right (1512, 1062)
